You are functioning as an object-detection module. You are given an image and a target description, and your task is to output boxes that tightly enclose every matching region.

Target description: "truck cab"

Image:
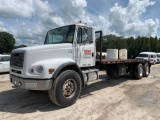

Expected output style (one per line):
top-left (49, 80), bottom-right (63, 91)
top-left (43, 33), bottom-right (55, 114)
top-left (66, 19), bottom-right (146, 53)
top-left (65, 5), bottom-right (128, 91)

top-left (44, 24), bottom-right (96, 67)
top-left (10, 23), bottom-right (99, 107)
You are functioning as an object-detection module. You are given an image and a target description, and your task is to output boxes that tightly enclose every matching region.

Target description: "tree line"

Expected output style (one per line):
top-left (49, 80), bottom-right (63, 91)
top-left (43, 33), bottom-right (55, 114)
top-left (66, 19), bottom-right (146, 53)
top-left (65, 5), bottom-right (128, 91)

top-left (0, 31), bottom-right (15, 54)
top-left (0, 31), bottom-right (27, 54)
top-left (96, 34), bottom-right (160, 58)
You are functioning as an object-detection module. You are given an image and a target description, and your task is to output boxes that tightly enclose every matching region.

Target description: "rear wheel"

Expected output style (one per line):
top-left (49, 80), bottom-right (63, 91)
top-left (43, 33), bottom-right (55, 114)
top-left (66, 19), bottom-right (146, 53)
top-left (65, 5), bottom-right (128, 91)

top-left (48, 70), bottom-right (82, 107)
top-left (134, 64), bottom-right (143, 79)
top-left (143, 63), bottom-right (149, 77)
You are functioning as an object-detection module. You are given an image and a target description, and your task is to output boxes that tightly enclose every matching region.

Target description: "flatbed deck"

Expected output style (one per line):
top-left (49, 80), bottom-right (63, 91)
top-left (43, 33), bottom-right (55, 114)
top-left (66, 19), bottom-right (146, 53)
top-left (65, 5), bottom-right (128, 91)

top-left (96, 59), bottom-right (149, 64)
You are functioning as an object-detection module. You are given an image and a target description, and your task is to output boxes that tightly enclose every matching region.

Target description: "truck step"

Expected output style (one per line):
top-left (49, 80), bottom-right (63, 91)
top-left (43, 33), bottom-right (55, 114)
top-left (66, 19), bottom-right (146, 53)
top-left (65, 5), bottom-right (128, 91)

top-left (86, 78), bottom-right (105, 86)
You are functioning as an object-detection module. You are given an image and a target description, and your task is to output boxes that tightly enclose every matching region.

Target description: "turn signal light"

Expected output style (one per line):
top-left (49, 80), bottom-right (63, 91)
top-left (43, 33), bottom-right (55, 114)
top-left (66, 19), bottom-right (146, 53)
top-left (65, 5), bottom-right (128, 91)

top-left (49, 68), bottom-right (55, 74)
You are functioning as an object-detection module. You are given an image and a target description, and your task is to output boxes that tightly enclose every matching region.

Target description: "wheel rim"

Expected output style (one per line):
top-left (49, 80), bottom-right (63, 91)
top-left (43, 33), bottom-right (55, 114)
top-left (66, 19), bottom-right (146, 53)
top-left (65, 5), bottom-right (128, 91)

top-left (63, 79), bottom-right (77, 98)
top-left (146, 66), bottom-right (149, 75)
top-left (140, 67), bottom-right (143, 76)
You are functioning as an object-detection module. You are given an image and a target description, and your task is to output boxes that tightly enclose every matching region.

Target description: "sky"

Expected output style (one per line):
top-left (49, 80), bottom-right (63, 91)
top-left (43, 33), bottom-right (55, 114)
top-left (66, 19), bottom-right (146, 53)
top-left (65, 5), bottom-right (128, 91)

top-left (0, 0), bottom-right (160, 46)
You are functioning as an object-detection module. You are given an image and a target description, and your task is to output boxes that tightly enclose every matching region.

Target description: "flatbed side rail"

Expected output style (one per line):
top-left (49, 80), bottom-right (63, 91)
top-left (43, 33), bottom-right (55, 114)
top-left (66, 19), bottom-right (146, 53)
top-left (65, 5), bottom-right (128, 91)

top-left (96, 59), bottom-right (150, 64)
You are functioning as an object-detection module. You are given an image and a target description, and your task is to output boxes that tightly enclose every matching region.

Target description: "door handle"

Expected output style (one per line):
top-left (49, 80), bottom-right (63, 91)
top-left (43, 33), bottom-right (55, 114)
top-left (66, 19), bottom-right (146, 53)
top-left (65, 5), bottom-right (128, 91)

top-left (92, 52), bottom-right (94, 57)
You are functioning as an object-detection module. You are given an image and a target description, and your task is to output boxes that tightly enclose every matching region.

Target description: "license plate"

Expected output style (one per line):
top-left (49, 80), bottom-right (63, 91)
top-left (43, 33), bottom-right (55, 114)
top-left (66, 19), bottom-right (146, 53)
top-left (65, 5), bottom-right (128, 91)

top-left (26, 83), bottom-right (37, 88)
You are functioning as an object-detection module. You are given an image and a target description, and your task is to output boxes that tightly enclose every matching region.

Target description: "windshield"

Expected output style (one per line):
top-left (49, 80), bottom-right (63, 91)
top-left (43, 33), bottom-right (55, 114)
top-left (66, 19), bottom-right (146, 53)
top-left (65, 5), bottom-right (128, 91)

top-left (138, 54), bottom-right (148, 57)
top-left (157, 54), bottom-right (160, 58)
top-left (44, 25), bottom-right (75, 44)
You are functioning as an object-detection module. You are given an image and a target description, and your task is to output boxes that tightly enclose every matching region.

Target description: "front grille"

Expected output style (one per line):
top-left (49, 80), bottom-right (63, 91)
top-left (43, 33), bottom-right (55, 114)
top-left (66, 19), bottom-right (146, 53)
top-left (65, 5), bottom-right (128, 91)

top-left (11, 69), bottom-right (21, 74)
top-left (10, 52), bottom-right (24, 69)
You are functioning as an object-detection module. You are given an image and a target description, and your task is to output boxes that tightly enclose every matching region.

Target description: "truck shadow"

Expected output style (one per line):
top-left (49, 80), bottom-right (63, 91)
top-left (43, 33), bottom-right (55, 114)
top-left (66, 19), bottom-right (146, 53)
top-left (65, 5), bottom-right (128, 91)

top-left (0, 74), bottom-right (133, 114)
top-left (80, 74), bottom-right (134, 98)
top-left (0, 72), bottom-right (9, 75)
top-left (0, 87), bottom-right (60, 114)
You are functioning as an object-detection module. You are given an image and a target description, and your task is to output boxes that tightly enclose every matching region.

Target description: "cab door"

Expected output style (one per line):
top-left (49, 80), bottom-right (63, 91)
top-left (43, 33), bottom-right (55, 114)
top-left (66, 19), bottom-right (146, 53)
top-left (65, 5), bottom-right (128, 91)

top-left (75, 27), bottom-right (95, 67)
top-left (0, 56), bottom-right (10, 72)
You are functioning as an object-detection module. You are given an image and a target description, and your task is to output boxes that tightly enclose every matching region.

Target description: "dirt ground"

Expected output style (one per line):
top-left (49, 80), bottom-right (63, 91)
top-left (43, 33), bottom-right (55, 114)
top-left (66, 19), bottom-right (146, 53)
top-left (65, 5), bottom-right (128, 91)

top-left (0, 65), bottom-right (160, 120)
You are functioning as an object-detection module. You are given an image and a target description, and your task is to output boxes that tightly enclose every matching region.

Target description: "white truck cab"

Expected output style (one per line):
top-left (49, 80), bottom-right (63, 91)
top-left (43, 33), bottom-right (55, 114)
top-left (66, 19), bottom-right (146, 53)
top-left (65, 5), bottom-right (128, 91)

top-left (10, 23), bottom-right (99, 107)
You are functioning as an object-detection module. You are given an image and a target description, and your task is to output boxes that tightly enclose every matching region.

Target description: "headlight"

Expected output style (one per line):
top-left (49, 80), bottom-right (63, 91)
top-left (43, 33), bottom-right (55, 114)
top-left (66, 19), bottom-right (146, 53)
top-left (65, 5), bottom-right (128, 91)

top-left (34, 66), bottom-right (43, 74)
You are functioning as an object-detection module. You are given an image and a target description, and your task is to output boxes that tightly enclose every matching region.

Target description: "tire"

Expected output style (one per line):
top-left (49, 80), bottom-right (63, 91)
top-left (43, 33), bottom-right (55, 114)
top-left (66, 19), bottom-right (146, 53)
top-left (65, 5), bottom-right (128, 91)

top-left (48, 70), bottom-right (82, 107)
top-left (134, 64), bottom-right (143, 79)
top-left (143, 63), bottom-right (149, 77)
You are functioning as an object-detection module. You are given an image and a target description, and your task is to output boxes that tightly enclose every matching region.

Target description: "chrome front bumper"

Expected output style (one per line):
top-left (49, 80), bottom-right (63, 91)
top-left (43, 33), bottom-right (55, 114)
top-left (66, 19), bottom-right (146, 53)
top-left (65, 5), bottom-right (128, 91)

top-left (10, 74), bottom-right (52, 90)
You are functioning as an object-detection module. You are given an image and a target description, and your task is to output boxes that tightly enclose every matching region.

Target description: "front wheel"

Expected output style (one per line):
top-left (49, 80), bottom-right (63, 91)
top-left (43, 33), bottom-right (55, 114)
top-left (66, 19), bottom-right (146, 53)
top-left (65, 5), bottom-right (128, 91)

top-left (48, 70), bottom-right (82, 107)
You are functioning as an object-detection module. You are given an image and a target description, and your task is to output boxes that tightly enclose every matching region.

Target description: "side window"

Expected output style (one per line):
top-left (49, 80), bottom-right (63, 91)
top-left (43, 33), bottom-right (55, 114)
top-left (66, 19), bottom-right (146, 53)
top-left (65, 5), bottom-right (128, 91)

top-left (148, 55), bottom-right (150, 58)
top-left (1, 56), bottom-right (10, 62)
top-left (6, 56), bottom-right (10, 61)
top-left (151, 55), bottom-right (153, 58)
top-left (77, 28), bottom-right (82, 44)
top-left (82, 28), bottom-right (87, 43)
top-left (77, 27), bottom-right (93, 44)
top-left (146, 54), bottom-right (148, 57)
top-left (1, 57), bottom-right (5, 61)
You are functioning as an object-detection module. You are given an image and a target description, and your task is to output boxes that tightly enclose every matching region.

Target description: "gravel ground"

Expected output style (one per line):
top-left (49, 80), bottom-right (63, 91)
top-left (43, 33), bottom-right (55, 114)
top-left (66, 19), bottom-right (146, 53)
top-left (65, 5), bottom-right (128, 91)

top-left (0, 65), bottom-right (160, 120)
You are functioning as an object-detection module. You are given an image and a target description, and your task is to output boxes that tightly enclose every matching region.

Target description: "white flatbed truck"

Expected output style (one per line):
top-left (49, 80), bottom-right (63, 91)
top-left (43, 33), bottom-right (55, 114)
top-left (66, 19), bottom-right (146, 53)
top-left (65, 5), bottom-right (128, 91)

top-left (10, 23), bottom-right (151, 107)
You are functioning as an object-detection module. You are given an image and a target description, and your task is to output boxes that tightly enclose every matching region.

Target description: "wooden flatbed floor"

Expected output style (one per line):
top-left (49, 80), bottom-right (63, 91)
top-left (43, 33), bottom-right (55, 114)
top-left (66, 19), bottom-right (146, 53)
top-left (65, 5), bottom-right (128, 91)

top-left (96, 59), bottom-right (149, 64)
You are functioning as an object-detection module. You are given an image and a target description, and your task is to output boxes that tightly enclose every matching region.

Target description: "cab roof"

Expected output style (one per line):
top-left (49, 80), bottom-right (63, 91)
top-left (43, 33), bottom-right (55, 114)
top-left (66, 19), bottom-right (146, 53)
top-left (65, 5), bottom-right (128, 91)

top-left (0, 54), bottom-right (10, 56)
top-left (140, 52), bottom-right (156, 54)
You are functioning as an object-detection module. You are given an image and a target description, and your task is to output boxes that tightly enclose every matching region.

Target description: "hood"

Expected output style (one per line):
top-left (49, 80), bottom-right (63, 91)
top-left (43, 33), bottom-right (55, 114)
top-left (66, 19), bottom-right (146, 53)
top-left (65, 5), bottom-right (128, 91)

top-left (12, 43), bottom-right (72, 53)
top-left (10, 43), bottom-right (74, 78)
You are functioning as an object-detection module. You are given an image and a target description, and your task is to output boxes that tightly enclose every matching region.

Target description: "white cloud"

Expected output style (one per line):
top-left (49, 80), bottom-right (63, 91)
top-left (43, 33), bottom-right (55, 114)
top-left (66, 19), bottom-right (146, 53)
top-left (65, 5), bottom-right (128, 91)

top-left (0, 0), bottom-right (34, 18)
top-left (33, 0), bottom-right (65, 28)
top-left (13, 20), bottom-right (46, 46)
top-left (34, 0), bottom-right (52, 14)
top-left (72, 0), bottom-right (87, 7)
top-left (107, 0), bottom-right (159, 37)
top-left (9, 0), bottom-right (66, 45)
top-left (13, 0), bottom-right (92, 46)
top-left (94, 16), bottom-right (110, 34)
top-left (0, 0), bottom-right (159, 46)
top-left (0, 21), bottom-right (6, 31)
top-left (57, 0), bottom-right (92, 24)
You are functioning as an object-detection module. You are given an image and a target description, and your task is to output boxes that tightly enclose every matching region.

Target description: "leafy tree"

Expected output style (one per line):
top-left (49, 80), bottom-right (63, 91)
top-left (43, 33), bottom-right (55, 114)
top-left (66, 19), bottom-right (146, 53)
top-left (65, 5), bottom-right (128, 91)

top-left (0, 31), bottom-right (15, 54)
